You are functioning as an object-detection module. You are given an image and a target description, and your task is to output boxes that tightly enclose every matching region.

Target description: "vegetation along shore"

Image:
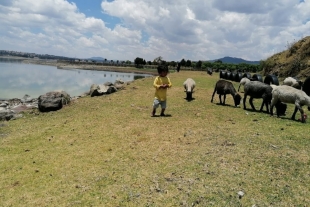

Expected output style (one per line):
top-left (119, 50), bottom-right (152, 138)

top-left (1, 69), bottom-right (310, 206)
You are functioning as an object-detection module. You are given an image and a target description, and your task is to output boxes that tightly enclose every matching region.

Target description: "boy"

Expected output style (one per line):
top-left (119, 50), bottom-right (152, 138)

top-left (151, 65), bottom-right (172, 117)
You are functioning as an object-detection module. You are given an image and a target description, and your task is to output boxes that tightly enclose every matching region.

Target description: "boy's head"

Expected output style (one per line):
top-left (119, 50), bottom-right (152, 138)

top-left (157, 65), bottom-right (169, 77)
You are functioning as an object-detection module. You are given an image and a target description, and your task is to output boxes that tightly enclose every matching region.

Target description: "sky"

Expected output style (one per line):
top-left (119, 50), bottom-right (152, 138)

top-left (0, 0), bottom-right (309, 62)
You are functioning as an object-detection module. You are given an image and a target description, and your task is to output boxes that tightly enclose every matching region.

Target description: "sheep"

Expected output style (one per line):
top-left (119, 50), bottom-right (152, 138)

top-left (269, 84), bottom-right (287, 116)
top-left (211, 79), bottom-right (241, 107)
top-left (243, 81), bottom-right (273, 113)
top-left (270, 85), bottom-right (310, 123)
top-left (283, 77), bottom-right (303, 89)
top-left (183, 78), bottom-right (196, 100)
top-left (207, 68), bottom-right (213, 75)
top-left (238, 77), bottom-right (250, 92)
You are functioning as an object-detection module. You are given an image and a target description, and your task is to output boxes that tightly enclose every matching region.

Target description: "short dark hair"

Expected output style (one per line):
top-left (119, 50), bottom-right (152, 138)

top-left (157, 65), bottom-right (169, 74)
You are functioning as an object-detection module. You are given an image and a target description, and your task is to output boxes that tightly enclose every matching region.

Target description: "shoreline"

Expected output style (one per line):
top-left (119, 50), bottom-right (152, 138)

top-left (0, 56), bottom-right (158, 101)
top-left (0, 56), bottom-right (158, 75)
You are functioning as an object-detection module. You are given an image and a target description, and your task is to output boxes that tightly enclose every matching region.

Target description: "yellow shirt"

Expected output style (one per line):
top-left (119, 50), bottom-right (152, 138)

top-left (153, 76), bottom-right (172, 101)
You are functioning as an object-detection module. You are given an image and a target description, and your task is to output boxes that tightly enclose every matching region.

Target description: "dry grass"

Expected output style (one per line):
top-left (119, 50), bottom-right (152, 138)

top-left (262, 36), bottom-right (310, 79)
top-left (1, 71), bottom-right (310, 206)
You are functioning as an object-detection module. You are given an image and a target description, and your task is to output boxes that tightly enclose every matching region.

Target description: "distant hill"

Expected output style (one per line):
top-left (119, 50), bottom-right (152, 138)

top-left (89, 57), bottom-right (105, 61)
top-left (210, 56), bottom-right (260, 65)
top-left (261, 36), bottom-right (310, 79)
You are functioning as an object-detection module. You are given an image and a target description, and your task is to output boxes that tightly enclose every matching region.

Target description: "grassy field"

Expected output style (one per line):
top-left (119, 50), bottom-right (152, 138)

top-left (1, 71), bottom-right (310, 206)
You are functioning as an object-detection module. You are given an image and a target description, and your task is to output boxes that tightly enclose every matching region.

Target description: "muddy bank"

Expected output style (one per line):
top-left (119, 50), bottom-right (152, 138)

top-left (57, 64), bottom-right (158, 75)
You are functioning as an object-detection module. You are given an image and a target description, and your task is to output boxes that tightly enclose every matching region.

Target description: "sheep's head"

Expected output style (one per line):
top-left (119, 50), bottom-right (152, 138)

top-left (298, 114), bottom-right (307, 123)
top-left (233, 94), bottom-right (242, 106)
top-left (186, 92), bottom-right (193, 100)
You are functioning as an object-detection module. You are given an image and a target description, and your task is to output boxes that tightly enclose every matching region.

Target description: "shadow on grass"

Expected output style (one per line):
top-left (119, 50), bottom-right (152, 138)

top-left (184, 98), bottom-right (196, 102)
top-left (213, 103), bottom-right (239, 109)
top-left (273, 115), bottom-right (306, 123)
top-left (243, 108), bottom-right (271, 114)
top-left (151, 114), bottom-right (172, 118)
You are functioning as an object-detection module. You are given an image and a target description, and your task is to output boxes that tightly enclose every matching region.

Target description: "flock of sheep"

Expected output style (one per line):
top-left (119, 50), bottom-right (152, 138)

top-left (183, 72), bottom-right (310, 123)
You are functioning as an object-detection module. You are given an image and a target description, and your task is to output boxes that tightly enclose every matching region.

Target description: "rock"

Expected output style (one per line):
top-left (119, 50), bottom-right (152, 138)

top-left (21, 94), bottom-right (34, 103)
top-left (0, 95), bottom-right (39, 121)
top-left (0, 110), bottom-right (14, 121)
top-left (89, 84), bottom-right (101, 97)
top-left (114, 79), bottom-right (125, 84)
top-left (103, 82), bottom-right (113, 86)
top-left (97, 84), bottom-right (111, 93)
top-left (89, 83), bottom-right (117, 97)
top-left (38, 91), bottom-right (71, 112)
top-left (0, 102), bottom-right (8, 108)
top-left (237, 191), bottom-right (245, 199)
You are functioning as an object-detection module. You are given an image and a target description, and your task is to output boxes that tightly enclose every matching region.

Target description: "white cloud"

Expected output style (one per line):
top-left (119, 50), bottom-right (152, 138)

top-left (0, 0), bottom-right (310, 62)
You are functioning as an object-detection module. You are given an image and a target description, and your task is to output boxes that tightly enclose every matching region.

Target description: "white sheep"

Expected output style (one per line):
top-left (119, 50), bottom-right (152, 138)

top-left (283, 77), bottom-right (303, 89)
top-left (238, 77), bottom-right (250, 92)
top-left (270, 85), bottom-right (310, 123)
top-left (269, 84), bottom-right (287, 116)
top-left (183, 78), bottom-right (196, 100)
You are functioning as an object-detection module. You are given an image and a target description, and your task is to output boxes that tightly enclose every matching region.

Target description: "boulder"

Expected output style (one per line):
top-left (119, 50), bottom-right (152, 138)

top-left (38, 91), bottom-right (71, 112)
top-left (114, 79), bottom-right (126, 90)
top-left (89, 84), bottom-right (117, 97)
top-left (0, 110), bottom-right (14, 121)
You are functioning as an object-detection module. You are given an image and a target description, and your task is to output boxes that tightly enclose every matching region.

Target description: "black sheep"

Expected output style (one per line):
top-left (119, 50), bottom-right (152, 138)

top-left (243, 81), bottom-right (273, 113)
top-left (211, 80), bottom-right (241, 106)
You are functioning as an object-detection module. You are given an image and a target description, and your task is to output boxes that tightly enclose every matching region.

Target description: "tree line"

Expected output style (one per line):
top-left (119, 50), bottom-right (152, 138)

top-left (134, 56), bottom-right (262, 73)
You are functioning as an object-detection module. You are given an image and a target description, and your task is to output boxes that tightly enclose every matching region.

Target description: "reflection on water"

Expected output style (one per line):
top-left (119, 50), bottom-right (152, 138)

top-left (0, 59), bottom-right (152, 100)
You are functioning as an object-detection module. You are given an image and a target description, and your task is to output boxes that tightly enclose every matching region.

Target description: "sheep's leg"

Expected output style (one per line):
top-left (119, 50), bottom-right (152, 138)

top-left (243, 94), bottom-right (247, 109)
top-left (291, 105), bottom-right (298, 120)
top-left (249, 97), bottom-right (256, 111)
top-left (260, 100), bottom-right (269, 113)
top-left (292, 104), bottom-right (304, 122)
top-left (237, 84), bottom-right (241, 92)
top-left (259, 101), bottom-right (264, 112)
top-left (223, 95), bottom-right (226, 105)
top-left (275, 101), bottom-right (281, 117)
top-left (219, 95), bottom-right (222, 104)
top-left (211, 87), bottom-right (217, 103)
top-left (270, 97), bottom-right (279, 116)
top-left (266, 101), bottom-right (270, 113)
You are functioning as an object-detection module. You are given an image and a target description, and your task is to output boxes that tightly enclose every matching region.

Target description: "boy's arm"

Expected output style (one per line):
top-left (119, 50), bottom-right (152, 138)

top-left (166, 77), bottom-right (172, 88)
top-left (153, 76), bottom-right (161, 89)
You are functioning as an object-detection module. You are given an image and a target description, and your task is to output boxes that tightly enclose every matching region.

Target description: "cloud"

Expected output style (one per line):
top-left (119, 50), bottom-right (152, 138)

top-left (1, 0), bottom-right (310, 62)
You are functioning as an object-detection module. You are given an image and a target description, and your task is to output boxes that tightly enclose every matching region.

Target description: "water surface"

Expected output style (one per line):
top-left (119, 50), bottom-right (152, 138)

top-left (0, 59), bottom-right (152, 100)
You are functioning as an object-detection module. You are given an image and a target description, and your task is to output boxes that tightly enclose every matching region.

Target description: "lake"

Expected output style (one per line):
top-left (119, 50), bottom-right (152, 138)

top-left (0, 58), bottom-right (152, 100)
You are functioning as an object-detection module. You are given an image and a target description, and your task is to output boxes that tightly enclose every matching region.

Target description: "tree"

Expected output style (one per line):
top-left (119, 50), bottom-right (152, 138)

top-left (196, 60), bottom-right (202, 68)
top-left (180, 58), bottom-right (186, 66)
top-left (202, 61), bottom-right (212, 69)
top-left (153, 56), bottom-right (163, 65)
top-left (170, 61), bottom-right (177, 67)
top-left (186, 60), bottom-right (192, 67)
top-left (134, 57), bottom-right (144, 68)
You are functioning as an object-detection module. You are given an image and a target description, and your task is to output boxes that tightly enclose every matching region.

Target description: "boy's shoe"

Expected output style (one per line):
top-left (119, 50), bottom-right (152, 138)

top-left (160, 113), bottom-right (166, 116)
